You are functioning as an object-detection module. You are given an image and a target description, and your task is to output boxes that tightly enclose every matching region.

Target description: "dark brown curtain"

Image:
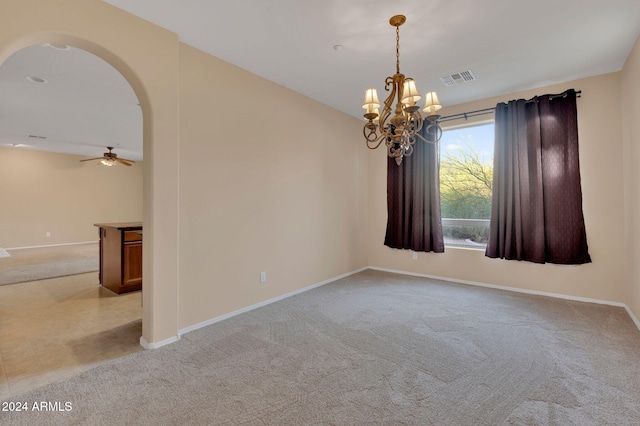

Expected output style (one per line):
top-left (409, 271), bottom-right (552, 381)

top-left (485, 89), bottom-right (591, 264)
top-left (385, 126), bottom-right (444, 252)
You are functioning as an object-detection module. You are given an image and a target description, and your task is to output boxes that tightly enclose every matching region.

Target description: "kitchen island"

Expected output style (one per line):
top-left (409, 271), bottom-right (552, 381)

top-left (94, 222), bottom-right (142, 294)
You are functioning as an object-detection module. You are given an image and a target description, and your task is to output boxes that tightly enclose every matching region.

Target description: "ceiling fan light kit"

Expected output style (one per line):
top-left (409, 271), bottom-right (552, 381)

top-left (362, 15), bottom-right (443, 166)
top-left (80, 146), bottom-right (135, 167)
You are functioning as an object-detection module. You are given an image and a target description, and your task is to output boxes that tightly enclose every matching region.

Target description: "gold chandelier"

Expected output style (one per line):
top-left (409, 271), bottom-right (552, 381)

top-left (362, 15), bottom-right (443, 165)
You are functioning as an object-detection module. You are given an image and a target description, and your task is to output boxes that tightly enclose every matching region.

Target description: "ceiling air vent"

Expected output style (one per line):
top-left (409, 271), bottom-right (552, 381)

top-left (28, 134), bottom-right (47, 139)
top-left (440, 70), bottom-right (476, 87)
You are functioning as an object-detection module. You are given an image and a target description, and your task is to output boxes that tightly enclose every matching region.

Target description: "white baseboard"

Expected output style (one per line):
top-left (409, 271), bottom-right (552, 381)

top-left (140, 335), bottom-right (179, 350)
top-left (178, 267), bottom-right (368, 337)
top-left (624, 305), bottom-right (640, 331)
top-left (6, 241), bottom-right (98, 250)
top-left (368, 266), bottom-right (640, 331)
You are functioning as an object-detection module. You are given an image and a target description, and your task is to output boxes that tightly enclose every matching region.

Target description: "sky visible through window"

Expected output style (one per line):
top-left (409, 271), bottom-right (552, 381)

top-left (439, 122), bottom-right (494, 163)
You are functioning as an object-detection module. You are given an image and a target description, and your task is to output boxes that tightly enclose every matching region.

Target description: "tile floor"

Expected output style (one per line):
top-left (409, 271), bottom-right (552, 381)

top-left (0, 272), bottom-right (142, 399)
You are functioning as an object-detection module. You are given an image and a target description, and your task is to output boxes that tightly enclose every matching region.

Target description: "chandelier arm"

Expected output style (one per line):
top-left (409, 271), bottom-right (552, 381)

top-left (365, 132), bottom-right (386, 150)
top-left (363, 122), bottom-right (387, 150)
top-left (384, 75), bottom-right (395, 91)
top-left (414, 131), bottom-right (434, 144)
top-left (379, 77), bottom-right (396, 127)
top-left (414, 119), bottom-right (444, 143)
top-left (378, 107), bottom-right (392, 132)
top-left (406, 112), bottom-right (424, 134)
top-left (378, 110), bottom-right (392, 134)
top-left (415, 131), bottom-right (442, 144)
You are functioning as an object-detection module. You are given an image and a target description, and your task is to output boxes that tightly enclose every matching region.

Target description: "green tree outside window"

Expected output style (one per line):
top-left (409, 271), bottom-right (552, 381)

top-left (439, 123), bottom-right (494, 246)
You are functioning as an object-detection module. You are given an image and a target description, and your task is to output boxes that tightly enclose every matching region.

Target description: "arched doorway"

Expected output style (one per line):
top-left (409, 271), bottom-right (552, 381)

top-left (0, 42), bottom-right (144, 396)
top-left (0, 0), bottom-right (181, 362)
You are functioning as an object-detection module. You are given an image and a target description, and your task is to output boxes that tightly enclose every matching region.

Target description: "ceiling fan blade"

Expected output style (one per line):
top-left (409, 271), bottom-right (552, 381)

top-left (115, 158), bottom-right (133, 166)
top-left (80, 157), bottom-right (105, 162)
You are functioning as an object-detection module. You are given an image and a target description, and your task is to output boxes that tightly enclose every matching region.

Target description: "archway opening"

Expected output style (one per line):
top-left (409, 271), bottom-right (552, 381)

top-left (0, 42), bottom-right (145, 396)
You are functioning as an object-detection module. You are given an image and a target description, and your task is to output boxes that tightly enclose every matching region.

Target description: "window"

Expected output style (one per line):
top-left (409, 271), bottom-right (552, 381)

top-left (439, 122), bottom-right (494, 249)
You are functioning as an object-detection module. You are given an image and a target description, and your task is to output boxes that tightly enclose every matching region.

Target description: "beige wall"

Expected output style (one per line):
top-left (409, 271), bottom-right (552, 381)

top-left (177, 44), bottom-right (368, 329)
top-left (369, 73), bottom-right (630, 305)
top-left (0, 148), bottom-right (143, 248)
top-left (622, 35), bottom-right (640, 320)
top-left (0, 0), bottom-right (368, 343)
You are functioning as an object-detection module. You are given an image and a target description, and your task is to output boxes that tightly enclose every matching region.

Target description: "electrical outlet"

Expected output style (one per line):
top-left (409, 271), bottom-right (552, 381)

top-left (260, 271), bottom-right (267, 283)
top-left (46, 232), bottom-right (51, 237)
top-left (412, 252), bottom-right (418, 260)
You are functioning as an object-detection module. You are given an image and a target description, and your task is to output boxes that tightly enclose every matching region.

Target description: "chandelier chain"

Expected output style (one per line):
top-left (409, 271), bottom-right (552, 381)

top-left (395, 25), bottom-right (400, 74)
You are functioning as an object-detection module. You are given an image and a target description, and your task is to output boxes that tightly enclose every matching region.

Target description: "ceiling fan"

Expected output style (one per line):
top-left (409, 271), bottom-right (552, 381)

top-left (80, 146), bottom-right (136, 167)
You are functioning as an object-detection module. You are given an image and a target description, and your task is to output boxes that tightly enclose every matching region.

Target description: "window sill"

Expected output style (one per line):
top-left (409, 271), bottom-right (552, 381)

top-left (444, 244), bottom-right (486, 252)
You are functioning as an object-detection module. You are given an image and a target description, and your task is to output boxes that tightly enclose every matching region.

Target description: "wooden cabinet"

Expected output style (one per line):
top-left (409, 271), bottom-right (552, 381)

top-left (123, 241), bottom-right (142, 287)
top-left (95, 222), bottom-right (142, 294)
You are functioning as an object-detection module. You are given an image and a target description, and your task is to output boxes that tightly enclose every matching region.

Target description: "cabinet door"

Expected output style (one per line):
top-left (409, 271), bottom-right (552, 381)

top-left (123, 242), bottom-right (143, 287)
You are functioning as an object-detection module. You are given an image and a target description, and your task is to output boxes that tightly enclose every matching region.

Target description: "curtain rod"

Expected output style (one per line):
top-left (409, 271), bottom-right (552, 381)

top-left (439, 90), bottom-right (581, 124)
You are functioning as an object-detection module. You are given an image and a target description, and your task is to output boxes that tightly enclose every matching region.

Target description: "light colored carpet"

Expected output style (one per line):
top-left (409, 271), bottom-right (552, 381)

top-left (0, 243), bottom-right (98, 286)
top-left (1, 270), bottom-right (639, 425)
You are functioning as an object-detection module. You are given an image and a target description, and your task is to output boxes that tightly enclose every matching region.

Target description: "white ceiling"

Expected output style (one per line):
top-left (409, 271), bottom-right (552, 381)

top-left (0, 44), bottom-right (142, 161)
top-left (1, 0), bottom-right (640, 160)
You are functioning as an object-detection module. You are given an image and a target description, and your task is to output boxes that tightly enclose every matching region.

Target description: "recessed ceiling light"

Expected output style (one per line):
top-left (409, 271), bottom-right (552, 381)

top-left (44, 43), bottom-right (70, 51)
top-left (25, 75), bottom-right (47, 84)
